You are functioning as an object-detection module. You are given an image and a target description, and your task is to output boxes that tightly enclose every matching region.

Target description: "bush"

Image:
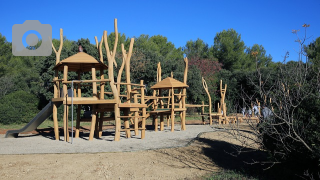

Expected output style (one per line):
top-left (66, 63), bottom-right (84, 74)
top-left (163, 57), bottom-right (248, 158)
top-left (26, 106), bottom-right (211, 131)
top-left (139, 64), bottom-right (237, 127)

top-left (207, 170), bottom-right (258, 180)
top-left (0, 90), bottom-right (39, 124)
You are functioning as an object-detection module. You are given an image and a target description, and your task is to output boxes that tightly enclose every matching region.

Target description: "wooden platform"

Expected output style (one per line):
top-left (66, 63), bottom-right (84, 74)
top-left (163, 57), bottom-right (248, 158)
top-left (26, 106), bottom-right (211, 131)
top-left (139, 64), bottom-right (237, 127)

top-left (148, 108), bottom-right (186, 114)
top-left (52, 97), bottom-right (117, 105)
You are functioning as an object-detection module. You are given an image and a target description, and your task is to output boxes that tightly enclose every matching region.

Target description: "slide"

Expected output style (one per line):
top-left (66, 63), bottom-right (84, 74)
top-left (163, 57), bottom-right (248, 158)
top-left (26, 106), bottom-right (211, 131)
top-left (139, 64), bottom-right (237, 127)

top-left (5, 101), bottom-right (62, 138)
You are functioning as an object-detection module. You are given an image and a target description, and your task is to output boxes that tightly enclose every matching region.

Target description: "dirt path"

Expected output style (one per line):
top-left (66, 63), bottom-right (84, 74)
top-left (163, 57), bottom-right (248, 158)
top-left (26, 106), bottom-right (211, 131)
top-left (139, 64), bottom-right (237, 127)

top-left (0, 122), bottom-right (265, 180)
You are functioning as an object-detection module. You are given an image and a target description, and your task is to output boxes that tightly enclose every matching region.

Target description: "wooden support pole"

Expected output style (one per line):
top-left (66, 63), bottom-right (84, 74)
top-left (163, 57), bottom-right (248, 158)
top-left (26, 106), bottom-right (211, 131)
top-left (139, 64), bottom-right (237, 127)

top-left (63, 65), bottom-right (69, 142)
top-left (53, 103), bottom-right (59, 140)
top-left (100, 68), bottom-right (104, 100)
top-left (77, 72), bottom-right (81, 97)
top-left (159, 88), bottom-right (164, 131)
top-left (124, 109), bottom-right (131, 138)
top-left (75, 104), bottom-right (81, 138)
top-left (171, 88), bottom-right (175, 132)
top-left (154, 115), bottom-right (158, 131)
top-left (89, 105), bottom-right (96, 141)
top-left (201, 101), bottom-right (205, 124)
top-left (140, 80), bottom-right (146, 139)
top-left (181, 57), bottom-right (188, 130)
top-left (98, 112), bottom-right (104, 138)
top-left (134, 94), bottom-right (139, 136)
top-left (52, 28), bottom-right (63, 65)
top-left (114, 104), bottom-right (121, 141)
top-left (95, 113), bottom-right (99, 137)
top-left (160, 114), bottom-right (164, 131)
top-left (75, 72), bottom-right (81, 138)
top-left (62, 104), bottom-right (69, 142)
top-left (202, 77), bottom-right (212, 125)
top-left (123, 38), bottom-right (134, 102)
top-left (92, 64), bottom-right (97, 98)
top-left (103, 20), bottom-right (122, 141)
top-left (53, 70), bottom-right (59, 98)
top-left (117, 55), bottom-right (126, 93)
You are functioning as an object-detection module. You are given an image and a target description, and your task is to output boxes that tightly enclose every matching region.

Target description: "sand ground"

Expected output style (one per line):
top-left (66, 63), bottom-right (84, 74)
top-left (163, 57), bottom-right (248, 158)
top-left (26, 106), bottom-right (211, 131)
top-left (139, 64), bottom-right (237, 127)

top-left (0, 122), bottom-right (262, 180)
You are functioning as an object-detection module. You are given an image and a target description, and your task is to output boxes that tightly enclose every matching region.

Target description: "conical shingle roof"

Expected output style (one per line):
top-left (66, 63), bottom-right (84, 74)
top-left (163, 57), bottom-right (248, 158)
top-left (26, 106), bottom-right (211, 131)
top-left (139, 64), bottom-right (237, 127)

top-left (151, 77), bottom-right (188, 89)
top-left (53, 52), bottom-right (108, 72)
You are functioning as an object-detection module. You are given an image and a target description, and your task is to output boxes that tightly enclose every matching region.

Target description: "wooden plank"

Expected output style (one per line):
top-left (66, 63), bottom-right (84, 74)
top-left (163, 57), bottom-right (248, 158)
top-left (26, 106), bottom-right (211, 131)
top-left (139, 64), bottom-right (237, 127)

top-left (52, 98), bottom-right (117, 104)
top-left (61, 79), bottom-right (111, 83)
top-left (185, 104), bottom-right (208, 107)
top-left (114, 82), bottom-right (144, 87)
top-left (117, 116), bottom-right (146, 118)
top-left (118, 103), bottom-right (147, 108)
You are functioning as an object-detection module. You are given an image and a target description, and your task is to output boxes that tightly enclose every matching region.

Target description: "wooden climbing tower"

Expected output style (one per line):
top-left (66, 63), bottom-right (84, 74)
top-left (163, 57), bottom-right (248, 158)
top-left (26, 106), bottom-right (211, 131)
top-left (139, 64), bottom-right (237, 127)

top-left (51, 19), bottom-right (146, 142)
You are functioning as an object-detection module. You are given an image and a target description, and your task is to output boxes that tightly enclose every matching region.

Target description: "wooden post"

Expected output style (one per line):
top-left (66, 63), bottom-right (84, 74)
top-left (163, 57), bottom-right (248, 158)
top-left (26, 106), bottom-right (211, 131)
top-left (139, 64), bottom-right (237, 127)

top-left (77, 72), bottom-right (81, 97)
top-left (52, 29), bottom-right (63, 141)
top-left (52, 28), bottom-right (63, 65)
top-left (53, 70), bottom-right (59, 98)
top-left (217, 103), bottom-right (221, 124)
top-left (220, 80), bottom-right (227, 124)
top-left (114, 104), bottom-right (121, 141)
top-left (178, 88), bottom-right (183, 129)
top-left (202, 77), bottom-right (212, 125)
top-left (181, 88), bottom-right (186, 130)
top-left (95, 35), bottom-right (104, 63)
top-left (63, 65), bottom-right (69, 142)
top-left (122, 38), bottom-right (134, 102)
top-left (95, 113), bottom-right (99, 137)
top-left (103, 19), bottom-right (120, 141)
top-left (63, 104), bottom-right (69, 142)
top-left (75, 104), bottom-right (81, 138)
top-left (154, 115), bottom-right (158, 131)
top-left (140, 80), bottom-right (146, 139)
top-left (92, 64), bottom-right (97, 98)
top-left (117, 55), bottom-right (126, 93)
top-left (224, 103), bottom-right (228, 124)
top-left (75, 72), bottom-right (81, 138)
top-left (53, 103), bottom-right (59, 140)
top-left (89, 105), bottom-right (96, 140)
top-left (134, 94), bottom-right (139, 135)
top-left (181, 57), bottom-right (188, 130)
top-left (159, 89), bottom-right (164, 131)
top-left (100, 68), bottom-right (104, 100)
top-left (94, 34), bottom-right (105, 100)
top-left (99, 112), bottom-right (104, 138)
top-left (171, 88), bottom-right (175, 132)
top-left (201, 101), bottom-right (205, 124)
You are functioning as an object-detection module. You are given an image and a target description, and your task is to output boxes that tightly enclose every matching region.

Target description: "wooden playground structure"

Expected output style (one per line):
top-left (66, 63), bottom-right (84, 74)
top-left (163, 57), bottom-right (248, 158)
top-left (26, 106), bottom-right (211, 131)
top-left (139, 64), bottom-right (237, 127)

top-left (51, 19), bottom-right (148, 141)
top-left (50, 19), bottom-right (192, 142)
top-left (48, 18), bottom-right (261, 142)
top-left (198, 78), bottom-right (260, 125)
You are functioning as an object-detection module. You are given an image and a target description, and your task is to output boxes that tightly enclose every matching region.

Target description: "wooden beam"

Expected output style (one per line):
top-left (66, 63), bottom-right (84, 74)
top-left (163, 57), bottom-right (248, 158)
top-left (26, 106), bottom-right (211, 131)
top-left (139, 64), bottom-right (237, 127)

top-left (52, 28), bottom-right (63, 65)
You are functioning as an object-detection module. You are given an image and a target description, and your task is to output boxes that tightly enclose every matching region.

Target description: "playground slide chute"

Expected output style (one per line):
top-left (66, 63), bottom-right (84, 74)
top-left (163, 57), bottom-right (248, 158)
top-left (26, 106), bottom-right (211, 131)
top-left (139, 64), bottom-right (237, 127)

top-left (5, 101), bottom-right (62, 138)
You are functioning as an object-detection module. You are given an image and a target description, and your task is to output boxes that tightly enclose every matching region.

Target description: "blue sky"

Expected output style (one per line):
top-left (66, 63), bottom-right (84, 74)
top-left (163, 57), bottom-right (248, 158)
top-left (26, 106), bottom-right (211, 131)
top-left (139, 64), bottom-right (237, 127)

top-left (1, 0), bottom-right (319, 62)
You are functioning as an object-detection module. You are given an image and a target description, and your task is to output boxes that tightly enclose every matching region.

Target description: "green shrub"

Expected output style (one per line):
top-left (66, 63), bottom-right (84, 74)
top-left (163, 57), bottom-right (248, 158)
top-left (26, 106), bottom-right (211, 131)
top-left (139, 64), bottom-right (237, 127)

top-left (0, 90), bottom-right (39, 124)
top-left (207, 170), bottom-right (258, 180)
